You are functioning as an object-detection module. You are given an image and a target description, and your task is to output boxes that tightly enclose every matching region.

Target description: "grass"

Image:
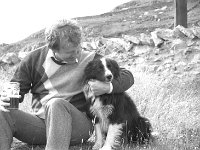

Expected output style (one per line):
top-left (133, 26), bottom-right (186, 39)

top-left (1, 64), bottom-right (200, 150)
top-left (128, 67), bottom-right (200, 150)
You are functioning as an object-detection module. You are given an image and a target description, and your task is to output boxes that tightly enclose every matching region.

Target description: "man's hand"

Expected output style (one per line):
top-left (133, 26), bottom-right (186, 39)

top-left (88, 80), bottom-right (112, 96)
top-left (0, 94), bottom-right (10, 112)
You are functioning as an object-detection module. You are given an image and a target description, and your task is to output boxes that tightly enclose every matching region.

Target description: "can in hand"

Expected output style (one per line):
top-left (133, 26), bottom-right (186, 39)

top-left (3, 82), bottom-right (20, 109)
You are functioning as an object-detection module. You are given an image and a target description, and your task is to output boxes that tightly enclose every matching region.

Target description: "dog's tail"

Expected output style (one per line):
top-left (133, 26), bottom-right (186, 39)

top-left (127, 117), bottom-right (152, 145)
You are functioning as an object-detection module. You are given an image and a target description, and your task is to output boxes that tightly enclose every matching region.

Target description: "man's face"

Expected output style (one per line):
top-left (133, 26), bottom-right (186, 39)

top-left (54, 36), bottom-right (79, 62)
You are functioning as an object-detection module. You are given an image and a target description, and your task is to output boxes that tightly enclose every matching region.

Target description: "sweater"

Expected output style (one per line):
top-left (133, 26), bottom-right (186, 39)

top-left (11, 45), bottom-right (134, 119)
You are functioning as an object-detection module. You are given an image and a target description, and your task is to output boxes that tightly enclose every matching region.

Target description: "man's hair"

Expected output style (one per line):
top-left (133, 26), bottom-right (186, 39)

top-left (45, 19), bottom-right (82, 51)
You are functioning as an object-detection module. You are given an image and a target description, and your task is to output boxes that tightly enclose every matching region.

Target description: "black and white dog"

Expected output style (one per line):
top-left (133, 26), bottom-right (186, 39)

top-left (83, 57), bottom-right (152, 150)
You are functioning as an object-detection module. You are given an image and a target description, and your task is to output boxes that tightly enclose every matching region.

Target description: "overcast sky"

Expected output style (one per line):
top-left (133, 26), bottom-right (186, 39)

top-left (0, 0), bottom-right (130, 44)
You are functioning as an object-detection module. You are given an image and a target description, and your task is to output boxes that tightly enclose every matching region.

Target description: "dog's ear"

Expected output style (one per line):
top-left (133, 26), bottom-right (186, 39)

top-left (107, 58), bottom-right (120, 78)
top-left (84, 60), bottom-right (98, 80)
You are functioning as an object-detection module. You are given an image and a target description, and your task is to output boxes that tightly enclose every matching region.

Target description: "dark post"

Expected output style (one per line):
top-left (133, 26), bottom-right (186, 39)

top-left (175, 0), bottom-right (187, 28)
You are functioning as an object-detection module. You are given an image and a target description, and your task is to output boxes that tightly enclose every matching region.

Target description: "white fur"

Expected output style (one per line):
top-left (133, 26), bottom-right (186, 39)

top-left (90, 97), bottom-right (114, 132)
top-left (90, 97), bottom-right (104, 120)
top-left (100, 124), bottom-right (123, 150)
top-left (100, 58), bottom-right (113, 80)
top-left (92, 123), bottom-right (104, 150)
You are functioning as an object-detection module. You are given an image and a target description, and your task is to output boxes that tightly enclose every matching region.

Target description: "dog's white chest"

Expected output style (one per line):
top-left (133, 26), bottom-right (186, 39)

top-left (90, 97), bottom-right (114, 132)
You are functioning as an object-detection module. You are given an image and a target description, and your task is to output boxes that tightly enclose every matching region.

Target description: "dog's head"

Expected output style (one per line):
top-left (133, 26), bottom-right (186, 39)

top-left (84, 58), bottom-right (120, 82)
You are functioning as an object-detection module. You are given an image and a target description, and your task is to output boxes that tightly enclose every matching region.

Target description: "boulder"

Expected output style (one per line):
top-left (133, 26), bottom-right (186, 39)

top-left (140, 33), bottom-right (154, 46)
top-left (153, 28), bottom-right (175, 41)
top-left (171, 39), bottom-right (187, 50)
top-left (191, 26), bottom-right (200, 38)
top-left (175, 25), bottom-right (196, 39)
top-left (122, 34), bottom-right (141, 45)
top-left (1, 52), bottom-right (20, 65)
top-left (151, 31), bottom-right (164, 47)
top-left (82, 41), bottom-right (97, 50)
top-left (18, 51), bottom-right (30, 60)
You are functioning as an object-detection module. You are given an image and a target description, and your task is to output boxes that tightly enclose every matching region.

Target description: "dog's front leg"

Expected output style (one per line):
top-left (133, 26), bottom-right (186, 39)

top-left (100, 123), bottom-right (123, 150)
top-left (92, 123), bottom-right (104, 150)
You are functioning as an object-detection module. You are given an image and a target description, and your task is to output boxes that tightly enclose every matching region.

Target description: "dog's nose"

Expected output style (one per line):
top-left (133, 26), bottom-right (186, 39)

top-left (106, 74), bottom-right (113, 81)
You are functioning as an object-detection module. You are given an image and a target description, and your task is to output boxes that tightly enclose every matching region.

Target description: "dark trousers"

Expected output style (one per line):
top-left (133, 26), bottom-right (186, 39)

top-left (0, 98), bottom-right (93, 150)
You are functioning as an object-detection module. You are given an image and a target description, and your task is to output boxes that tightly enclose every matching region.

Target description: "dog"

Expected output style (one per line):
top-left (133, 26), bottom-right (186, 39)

top-left (83, 57), bottom-right (152, 150)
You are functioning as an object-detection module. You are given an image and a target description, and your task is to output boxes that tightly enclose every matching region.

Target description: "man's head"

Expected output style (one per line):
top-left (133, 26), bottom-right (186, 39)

top-left (45, 19), bottom-right (82, 62)
top-left (45, 19), bottom-right (82, 52)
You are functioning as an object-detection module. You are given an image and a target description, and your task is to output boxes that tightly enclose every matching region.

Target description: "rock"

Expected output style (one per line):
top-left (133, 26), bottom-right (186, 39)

top-left (173, 27), bottom-right (188, 39)
top-left (153, 57), bottom-right (163, 62)
top-left (82, 41), bottom-right (97, 50)
top-left (186, 40), bottom-right (196, 47)
top-left (144, 12), bottom-right (149, 15)
top-left (18, 51), bottom-right (30, 60)
top-left (191, 26), bottom-right (200, 38)
top-left (171, 39), bottom-right (187, 50)
top-left (95, 38), bottom-right (130, 55)
top-left (140, 33), bottom-right (154, 46)
top-left (160, 6), bottom-right (167, 11)
top-left (1, 52), bottom-right (20, 65)
top-left (154, 28), bottom-right (175, 41)
top-left (122, 35), bottom-right (141, 45)
top-left (151, 31), bottom-right (164, 47)
top-left (175, 25), bottom-right (196, 39)
top-left (109, 38), bottom-right (132, 51)
top-left (154, 6), bottom-right (167, 12)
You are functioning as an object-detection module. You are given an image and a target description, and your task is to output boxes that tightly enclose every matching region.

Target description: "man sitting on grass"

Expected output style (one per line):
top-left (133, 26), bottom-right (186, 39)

top-left (0, 18), bottom-right (134, 150)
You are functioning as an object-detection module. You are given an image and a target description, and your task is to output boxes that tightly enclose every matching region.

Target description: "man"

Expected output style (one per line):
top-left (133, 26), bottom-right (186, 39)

top-left (0, 18), bottom-right (134, 150)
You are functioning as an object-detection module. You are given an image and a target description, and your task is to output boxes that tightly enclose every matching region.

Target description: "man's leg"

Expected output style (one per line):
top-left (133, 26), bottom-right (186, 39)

top-left (45, 98), bottom-right (93, 150)
top-left (0, 109), bottom-right (46, 150)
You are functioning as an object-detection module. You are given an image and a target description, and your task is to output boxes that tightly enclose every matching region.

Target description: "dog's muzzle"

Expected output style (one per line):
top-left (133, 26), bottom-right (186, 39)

top-left (105, 74), bottom-right (113, 82)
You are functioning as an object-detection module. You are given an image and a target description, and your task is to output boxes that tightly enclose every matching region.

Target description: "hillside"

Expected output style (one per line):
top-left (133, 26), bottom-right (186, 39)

top-left (0, 0), bottom-right (199, 55)
top-left (0, 0), bottom-right (200, 78)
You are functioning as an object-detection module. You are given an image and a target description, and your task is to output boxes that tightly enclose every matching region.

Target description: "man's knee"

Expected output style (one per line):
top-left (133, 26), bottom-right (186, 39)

top-left (45, 98), bottom-right (71, 113)
top-left (0, 110), bottom-right (15, 134)
top-left (0, 110), bottom-right (11, 121)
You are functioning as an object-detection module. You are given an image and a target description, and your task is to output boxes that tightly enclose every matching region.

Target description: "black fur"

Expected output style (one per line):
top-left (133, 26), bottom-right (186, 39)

top-left (84, 58), bottom-right (152, 145)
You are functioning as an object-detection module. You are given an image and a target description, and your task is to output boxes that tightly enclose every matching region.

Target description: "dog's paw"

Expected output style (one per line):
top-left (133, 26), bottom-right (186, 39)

top-left (92, 142), bottom-right (103, 150)
top-left (99, 145), bottom-right (112, 150)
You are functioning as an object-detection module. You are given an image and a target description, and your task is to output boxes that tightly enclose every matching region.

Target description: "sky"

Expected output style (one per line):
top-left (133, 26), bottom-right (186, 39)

top-left (0, 0), bottom-right (130, 44)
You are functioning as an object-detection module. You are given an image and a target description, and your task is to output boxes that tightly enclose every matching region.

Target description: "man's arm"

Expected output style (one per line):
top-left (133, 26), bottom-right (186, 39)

top-left (10, 57), bottom-right (32, 102)
top-left (111, 67), bottom-right (134, 93)
top-left (92, 53), bottom-right (134, 94)
top-left (87, 67), bottom-right (134, 95)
